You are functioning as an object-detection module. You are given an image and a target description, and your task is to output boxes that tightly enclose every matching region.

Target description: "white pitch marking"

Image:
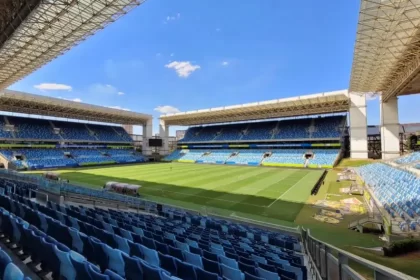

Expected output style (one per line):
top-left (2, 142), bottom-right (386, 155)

top-left (267, 172), bottom-right (314, 208)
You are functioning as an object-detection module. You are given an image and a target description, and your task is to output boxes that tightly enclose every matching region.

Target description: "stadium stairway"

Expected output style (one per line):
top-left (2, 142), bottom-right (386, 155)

top-left (3, 116), bottom-right (16, 139)
top-left (84, 124), bottom-right (99, 141)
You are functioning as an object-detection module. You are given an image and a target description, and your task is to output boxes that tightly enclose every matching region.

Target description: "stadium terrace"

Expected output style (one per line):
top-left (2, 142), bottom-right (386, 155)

top-left (0, 0), bottom-right (419, 280)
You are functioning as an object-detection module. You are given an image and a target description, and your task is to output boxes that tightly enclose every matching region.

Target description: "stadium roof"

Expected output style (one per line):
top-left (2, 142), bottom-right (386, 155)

top-left (0, 90), bottom-right (152, 125)
top-left (160, 90), bottom-right (349, 126)
top-left (350, 0), bottom-right (420, 101)
top-left (0, 0), bottom-right (144, 90)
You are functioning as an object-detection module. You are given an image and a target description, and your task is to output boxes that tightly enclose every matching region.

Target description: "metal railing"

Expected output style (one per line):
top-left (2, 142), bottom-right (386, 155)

top-left (302, 228), bottom-right (416, 280)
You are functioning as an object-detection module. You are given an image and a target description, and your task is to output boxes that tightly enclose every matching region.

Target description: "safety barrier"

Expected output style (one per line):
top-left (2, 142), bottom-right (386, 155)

top-left (302, 228), bottom-right (415, 280)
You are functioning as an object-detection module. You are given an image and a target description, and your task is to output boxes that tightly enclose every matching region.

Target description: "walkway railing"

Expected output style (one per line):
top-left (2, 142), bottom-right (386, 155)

top-left (302, 228), bottom-right (416, 280)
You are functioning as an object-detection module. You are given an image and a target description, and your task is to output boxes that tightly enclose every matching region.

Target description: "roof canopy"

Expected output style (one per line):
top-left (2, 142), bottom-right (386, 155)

top-left (350, 0), bottom-right (420, 101)
top-left (0, 90), bottom-right (151, 125)
top-left (161, 90), bottom-right (349, 126)
top-left (0, 0), bottom-right (144, 90)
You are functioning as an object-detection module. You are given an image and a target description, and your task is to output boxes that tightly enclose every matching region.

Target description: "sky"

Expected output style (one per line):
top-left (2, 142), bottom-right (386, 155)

top-left (9, 0), bottom-right (420, 135)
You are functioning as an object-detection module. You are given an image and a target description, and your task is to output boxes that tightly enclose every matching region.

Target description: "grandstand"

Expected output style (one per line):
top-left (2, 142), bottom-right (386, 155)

top-left (0, 0), bottom-right (418, 279)
top-left (0, 91), bottom-right (153, 170)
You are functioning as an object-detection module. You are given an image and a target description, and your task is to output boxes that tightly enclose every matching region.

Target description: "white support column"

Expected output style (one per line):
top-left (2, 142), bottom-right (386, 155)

top-left (349, 92), bottom-right (368, 159)
top-left (380, 96), bottom-right (400, 160)
top-left (159, 119), bottom-right (169, 155)
top-left (142, 118), bottom-right (153, 156)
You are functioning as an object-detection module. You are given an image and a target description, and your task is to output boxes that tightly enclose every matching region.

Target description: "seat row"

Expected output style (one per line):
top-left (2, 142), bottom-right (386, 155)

top-left (3, 193), bottom-right (306, 280)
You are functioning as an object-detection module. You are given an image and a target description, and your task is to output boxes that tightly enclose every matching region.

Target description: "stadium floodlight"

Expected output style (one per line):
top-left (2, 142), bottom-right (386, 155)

top-left (0, 0), bottom-right (145, 90)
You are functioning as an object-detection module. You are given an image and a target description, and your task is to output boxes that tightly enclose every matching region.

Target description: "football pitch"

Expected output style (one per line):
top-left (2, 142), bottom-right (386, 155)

top-left (52, 163), bottom-right (323, 223)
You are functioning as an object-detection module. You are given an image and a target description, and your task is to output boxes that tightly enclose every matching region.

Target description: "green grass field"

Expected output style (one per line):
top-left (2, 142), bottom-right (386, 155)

top-left (51, 163), bottom-right (323, 223)
top-left (29, 162), bottom-right (420, 278)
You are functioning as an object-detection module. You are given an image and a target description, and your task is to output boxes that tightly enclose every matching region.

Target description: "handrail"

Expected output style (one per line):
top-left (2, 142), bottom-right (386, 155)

top-left (302, 227), bottom-right (416, 280)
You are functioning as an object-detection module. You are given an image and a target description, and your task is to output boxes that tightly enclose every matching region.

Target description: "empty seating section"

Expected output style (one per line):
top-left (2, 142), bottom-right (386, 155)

top-left (394, 152), bottom-right (420, 165)
top-left (0, 149), bottom-right (145, 169)
top-left (89, 124), bottom-right (132, 142)
top-left (229, 150), bottom-right (264, 165)
top-left (216, 124), bottom-right (248, 141)
top-left (263, 150), bottom-right (305, 166)
top-left (180, 150), bottom-right (206, 161)
top-left (273, 119), bottom-right (310, 139)
top-left (199, 150), bottom-right (233, 164)
top-left (310, 150), bottom-right (340, 167)
top-left (9, 117), bottom-right (60, 140)
top-left (70, 149), bottom-right (115, 165)
top-left (102, 149), bottom-right (146, 163)
top-left (312, 116), bottom-right (344, 138)
top-left (241, 122), bottom-right (277, 141)
top-left (55, 121), bottom-right (96, 141)
top-left (166, 149), bottom-right (341, 167)
top-left (359, 163), bottom-right (420, 231)
top-left (0, 115), bottom-right (132, 142)
top-left (0, 188), bottom-right (307, 280)
top-left (179, 116), bottom-right (345, 143)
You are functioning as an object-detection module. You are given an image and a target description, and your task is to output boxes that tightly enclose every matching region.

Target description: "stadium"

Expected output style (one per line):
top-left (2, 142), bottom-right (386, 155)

top-left (0, 1), bottom-right (418, 280)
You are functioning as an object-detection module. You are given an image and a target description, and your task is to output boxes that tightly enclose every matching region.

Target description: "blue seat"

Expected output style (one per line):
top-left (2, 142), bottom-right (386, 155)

top-left (3, 263), bottom-right (24, 280)
top-left (175, 241), bottom-right (190, 252)
top-left (140, 244), bottom-right (160, 267)
top-left (122, 254), bottom-right (143, 280)
top-left (0, 249), bottom-right (12, 276)
top-left (68, 227), bottom-right (84, 254)
top-left (103, 244), bottom-right (126, 277)
top-left (210, 247), bottom-right (225, 256)
top-left (70, 255), bottom-right (93, 280)
top-left (203, 250), bottom-right (218, 261)
top-left (183, 250), bottom-right (203, 268)
top-left (142, 236), bottom-right (156, 250)
top-left (190, 246), bottom-right (203, 256)
top-left (140, 260), bottom-right (162, 280)
top-left (104, 269), bottom-right (124, 280)
top-left (155, 241), bottom-right (169, 255)
top-left (203, 257), bottom-right (220, 276)
top-left (175, 258), bottom-right (197, 280)
top-left (113, 234), bottom-right (130, 254)
top-left (55, 245), bottom-right (85, 280)
top-left (257, 267), bottom-right (280, 280)
top-left (158, 252), bottom-right (178, 275)
top-left (218, 255), bottom-right (238, 269)
top-left (239, 261), bottom-right (256, 275)
top-left (88, 264), bottom-right (110, 280)
top-left (90, 237), bottom-right (108, 271)
top-left (277, 267), bottom-right (297, 280)
top-left (169, 246), bottom-right (184, 261)
top-left (161, 271), bottom-right (182, 280)
top-left (244, 272), bottom-right (265, 280)
top-left (251, 254), bottom-right (266, 265)
top-left (220, 263), bottom-right (244, 280)
top-left (195, 266), bottom-right (221, 280)
top-left (127, 240), bottom-right (143, 259)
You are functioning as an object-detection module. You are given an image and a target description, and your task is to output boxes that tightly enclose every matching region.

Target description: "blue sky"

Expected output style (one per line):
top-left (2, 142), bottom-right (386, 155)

top-left (9, 0), bottom-right (420, 135)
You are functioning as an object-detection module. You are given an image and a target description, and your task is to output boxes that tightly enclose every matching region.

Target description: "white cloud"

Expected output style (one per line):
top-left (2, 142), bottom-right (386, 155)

top-left (165, 61), bottom-right (201, 78)
top-left (34, 83), bottom-right (72, 91)
top-left (117, 92), bottom-right (125, 96)
top-left (164, 13), bottom-right (181, 23)
top-left (221, 61), bottom-right (229, 66)
top-left (107, 106), bottom-right (131, 111)
top-left (154, 105), bottom-right (181, 114)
